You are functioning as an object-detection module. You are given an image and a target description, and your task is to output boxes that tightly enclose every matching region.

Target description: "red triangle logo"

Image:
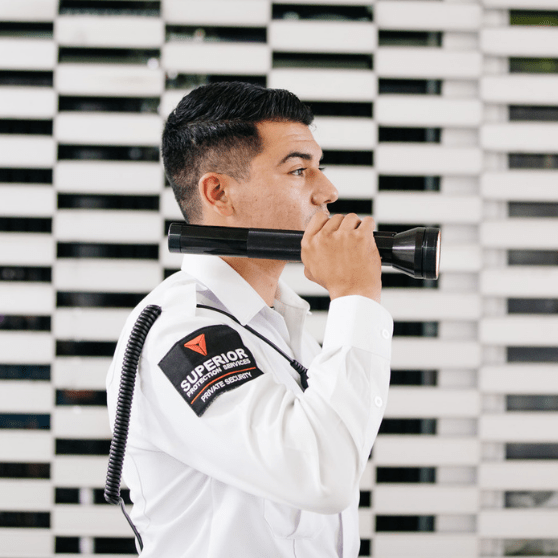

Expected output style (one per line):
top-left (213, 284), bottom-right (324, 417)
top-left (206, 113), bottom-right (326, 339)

top-left (184, 334), bottom-right (207, 356)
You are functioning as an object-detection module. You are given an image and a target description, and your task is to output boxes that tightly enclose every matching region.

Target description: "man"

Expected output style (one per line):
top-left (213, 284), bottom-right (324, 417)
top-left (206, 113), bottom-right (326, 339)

top-left (107, 82), bottom-right (393, 557)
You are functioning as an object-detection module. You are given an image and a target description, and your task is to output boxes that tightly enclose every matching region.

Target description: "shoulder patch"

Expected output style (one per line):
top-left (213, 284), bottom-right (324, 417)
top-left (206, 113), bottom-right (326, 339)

top-left (158, 325), bottom-right (264, 416)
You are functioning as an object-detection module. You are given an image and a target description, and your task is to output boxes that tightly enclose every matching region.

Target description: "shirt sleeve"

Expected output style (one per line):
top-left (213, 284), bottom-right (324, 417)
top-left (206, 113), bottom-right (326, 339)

top-left (306, 295), bottom-right (393, 476)
top-left (128, 295), bottom-right (393, 515)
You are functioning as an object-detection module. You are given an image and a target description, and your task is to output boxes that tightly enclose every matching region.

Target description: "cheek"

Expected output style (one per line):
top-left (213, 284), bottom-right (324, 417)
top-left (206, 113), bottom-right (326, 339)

top-left (236, 176), bottom-right (311, 227)
top-left (237, 190), bottom-right (263, 214)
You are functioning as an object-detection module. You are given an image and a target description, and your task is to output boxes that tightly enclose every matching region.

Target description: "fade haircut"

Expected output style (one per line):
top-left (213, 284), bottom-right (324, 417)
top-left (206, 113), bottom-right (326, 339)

top-left (161, 81), bottom-right (314, 223)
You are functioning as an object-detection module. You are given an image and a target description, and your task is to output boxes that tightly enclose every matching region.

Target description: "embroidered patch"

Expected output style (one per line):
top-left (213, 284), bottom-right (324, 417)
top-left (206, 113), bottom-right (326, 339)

top-left (158, 325), bottom-right (264, 416)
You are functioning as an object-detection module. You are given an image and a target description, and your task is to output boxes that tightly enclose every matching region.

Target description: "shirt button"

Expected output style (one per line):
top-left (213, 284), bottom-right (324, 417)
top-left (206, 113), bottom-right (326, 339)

top-left (374, 396), bottom-right (383, 407)
top-left (381, 329), bottom-right (390, 340)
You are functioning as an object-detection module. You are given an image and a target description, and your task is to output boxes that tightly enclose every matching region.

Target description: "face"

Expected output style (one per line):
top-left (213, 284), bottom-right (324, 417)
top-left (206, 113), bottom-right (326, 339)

top-left (228, 121), bottom-right (338, 231)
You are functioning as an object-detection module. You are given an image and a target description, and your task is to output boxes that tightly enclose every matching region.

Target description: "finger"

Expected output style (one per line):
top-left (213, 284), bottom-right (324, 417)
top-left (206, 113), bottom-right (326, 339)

top-left (304, 211), bottom-right (330, 236)
top-left (357, 217), bottom-right (380, 252)
top-left (355, 217), bottom-right (377, 245)
top-left (303, 266), bottom-right (315, 283)
top-left (357, 216), bottom-right (376, 232)
top-left (320, 213), bottom-right (345, 233)
top-left (338, 213), bottom-right (361, 230)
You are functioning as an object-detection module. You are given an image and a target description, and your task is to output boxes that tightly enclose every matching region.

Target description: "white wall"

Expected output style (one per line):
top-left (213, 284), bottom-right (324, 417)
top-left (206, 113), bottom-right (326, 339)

top-left (1, 0), bottom-right (557, 556)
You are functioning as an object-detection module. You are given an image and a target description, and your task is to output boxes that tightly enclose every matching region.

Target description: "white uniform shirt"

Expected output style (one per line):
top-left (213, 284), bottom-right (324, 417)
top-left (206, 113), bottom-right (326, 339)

top-left (106, 254), bottom-right (393, 557)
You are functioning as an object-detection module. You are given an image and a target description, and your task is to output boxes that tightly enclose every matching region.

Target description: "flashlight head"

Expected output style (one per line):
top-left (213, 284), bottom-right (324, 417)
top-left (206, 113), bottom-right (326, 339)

top-left (390, 227), bottom-right (441, 280)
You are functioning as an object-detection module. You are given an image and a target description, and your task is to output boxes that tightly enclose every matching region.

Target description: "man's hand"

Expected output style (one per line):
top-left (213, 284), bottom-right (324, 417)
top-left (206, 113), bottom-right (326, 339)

top-left (301, 213), bottom-right (382, 303)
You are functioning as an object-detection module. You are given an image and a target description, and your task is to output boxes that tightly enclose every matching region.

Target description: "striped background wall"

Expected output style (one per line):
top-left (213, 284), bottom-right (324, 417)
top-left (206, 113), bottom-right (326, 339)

top-left (1, 0), bottom-right (557, 556)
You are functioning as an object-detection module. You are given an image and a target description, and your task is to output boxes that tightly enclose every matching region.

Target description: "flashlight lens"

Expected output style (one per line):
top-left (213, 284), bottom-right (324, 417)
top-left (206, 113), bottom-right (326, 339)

top-left (435, 230), bottom-right (441, 278)
top-left (422, 227), bottom-right (441, 280)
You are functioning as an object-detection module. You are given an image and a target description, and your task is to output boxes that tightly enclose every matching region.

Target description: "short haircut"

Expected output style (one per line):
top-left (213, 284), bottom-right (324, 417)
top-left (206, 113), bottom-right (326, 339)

top-left (161, 81), bottom-right (314, 223)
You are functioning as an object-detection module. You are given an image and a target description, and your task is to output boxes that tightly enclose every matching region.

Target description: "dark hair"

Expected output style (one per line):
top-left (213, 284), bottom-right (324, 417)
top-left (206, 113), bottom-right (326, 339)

top-left (161, 81), bottom-right (314, 223)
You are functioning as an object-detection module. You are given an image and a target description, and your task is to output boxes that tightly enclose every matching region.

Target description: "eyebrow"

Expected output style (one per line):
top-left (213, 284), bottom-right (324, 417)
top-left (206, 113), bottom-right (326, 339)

top-left (278, 151), bottom-right (324, 166)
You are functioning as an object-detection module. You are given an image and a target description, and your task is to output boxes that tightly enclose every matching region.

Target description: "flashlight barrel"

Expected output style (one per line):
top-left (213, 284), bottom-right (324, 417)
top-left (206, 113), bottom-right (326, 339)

top-left (168, 223), bottom-right (440, 279)
top-left (247, 228), bottom-right (303, 260)
top-left (167, 223), bottom-right (303, 261)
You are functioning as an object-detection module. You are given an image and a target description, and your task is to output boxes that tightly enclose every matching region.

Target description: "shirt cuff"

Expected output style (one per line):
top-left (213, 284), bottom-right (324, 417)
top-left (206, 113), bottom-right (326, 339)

top-left (322, 295), bottom-right (393, 359)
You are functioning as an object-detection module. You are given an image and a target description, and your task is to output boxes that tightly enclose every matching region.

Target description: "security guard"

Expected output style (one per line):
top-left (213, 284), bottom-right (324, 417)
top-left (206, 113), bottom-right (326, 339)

top-left (107, 82), bottom-right (393, 557)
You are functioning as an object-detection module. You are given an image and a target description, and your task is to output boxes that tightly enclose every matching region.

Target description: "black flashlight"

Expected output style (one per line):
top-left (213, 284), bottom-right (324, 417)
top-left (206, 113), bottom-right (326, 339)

top-left (168, 223), bottom-right (441, 279)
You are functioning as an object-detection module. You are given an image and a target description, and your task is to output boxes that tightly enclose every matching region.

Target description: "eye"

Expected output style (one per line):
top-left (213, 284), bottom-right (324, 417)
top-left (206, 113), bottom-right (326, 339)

top-left (291, 168), bottom-right (306, 176)
top-left (319, 166), bottom-right (326, 172)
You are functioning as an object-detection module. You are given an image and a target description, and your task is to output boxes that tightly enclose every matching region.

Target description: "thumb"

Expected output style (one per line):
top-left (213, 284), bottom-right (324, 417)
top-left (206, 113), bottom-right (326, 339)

top-left (304, 266), bottom-right (316, 284)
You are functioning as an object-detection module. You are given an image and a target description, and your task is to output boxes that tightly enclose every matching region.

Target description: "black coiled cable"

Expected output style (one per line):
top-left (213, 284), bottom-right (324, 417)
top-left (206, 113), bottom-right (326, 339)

top-left (104, 304), bottom-right (162, 552)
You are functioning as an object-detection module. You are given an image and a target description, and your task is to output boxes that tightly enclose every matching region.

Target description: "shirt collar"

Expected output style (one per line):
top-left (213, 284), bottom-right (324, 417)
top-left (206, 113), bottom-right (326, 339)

top-left (275, 279), bottom-right (310, 316)
top-left (181, 254), bottom-right (309, 326)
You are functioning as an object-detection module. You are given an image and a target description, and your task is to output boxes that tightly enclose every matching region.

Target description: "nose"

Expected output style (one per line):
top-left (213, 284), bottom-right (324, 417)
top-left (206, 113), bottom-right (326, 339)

top-left (311, 172), bottom-right (338, 206)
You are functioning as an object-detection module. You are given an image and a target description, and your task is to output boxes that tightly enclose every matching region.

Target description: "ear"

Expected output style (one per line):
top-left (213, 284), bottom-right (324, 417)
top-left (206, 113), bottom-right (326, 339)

top-left (198, 173), bottom-right (235, 217)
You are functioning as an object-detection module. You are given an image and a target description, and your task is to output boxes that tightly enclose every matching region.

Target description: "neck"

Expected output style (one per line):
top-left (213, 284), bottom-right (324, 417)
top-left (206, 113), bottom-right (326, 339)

top-left (221, 256), bottom-right (285, 307)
